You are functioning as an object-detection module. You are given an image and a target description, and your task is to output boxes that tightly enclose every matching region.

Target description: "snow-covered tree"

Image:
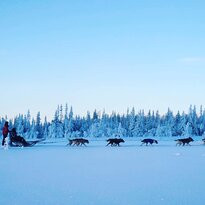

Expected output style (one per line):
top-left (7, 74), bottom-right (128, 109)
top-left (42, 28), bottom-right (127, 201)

top-left (1, 104), bottom-right (205, 139)
top-left (36, 112), bottom-right (42, 138)
top-left (183, 122), bottom-right (193, 137)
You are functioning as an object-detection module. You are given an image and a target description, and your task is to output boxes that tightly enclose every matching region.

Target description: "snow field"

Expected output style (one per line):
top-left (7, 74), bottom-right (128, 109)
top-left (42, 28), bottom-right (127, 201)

top-left (0, 140), bottom-right (205, 205)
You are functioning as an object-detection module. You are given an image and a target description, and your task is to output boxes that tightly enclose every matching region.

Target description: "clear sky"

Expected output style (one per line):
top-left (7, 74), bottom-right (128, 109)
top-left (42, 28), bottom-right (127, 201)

top-left (0, 0), bottom-right (205, 119)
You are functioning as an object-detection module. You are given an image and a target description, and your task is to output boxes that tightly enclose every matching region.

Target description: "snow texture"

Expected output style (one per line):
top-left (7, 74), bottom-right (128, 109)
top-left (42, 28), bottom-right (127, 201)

top-left (0, 139), bottom-right (205, 205)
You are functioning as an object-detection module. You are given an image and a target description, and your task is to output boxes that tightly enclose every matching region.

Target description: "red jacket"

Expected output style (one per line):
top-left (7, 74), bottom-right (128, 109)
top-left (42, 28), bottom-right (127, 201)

top-left (3, 126), bottom-right (9, 136)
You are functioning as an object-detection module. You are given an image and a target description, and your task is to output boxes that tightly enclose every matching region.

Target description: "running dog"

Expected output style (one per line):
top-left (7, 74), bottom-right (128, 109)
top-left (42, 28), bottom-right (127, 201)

top-left (106, 138), bottom-right (125, 146)
top-left (175, 137), bottom-right (194, 146)
top-left (67, 138), bottom-right (89, 146)
top-left (141, 138), bottom-right (158, 146)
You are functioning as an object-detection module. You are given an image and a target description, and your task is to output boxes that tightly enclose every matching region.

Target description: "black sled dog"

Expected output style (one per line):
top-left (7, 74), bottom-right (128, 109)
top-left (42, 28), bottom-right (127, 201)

top-left (175, 137), bottom-right (194, 146)
top-left (202, 138), bottom-right (205, 145)
top-left (106, 138), bottom-right (125, 146)
top-left (67, 138), bottom-right (89, 146)
top-left (141, 138), bottom-right (158, 146)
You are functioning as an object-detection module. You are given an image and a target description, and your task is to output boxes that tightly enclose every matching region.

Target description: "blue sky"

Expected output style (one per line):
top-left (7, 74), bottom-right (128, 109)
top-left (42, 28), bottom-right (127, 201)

top-left (0, 0), bottom-right (205, 119)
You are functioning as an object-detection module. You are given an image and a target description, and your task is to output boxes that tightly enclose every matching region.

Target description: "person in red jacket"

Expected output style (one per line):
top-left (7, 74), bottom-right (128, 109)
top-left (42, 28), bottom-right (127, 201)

top-left (2, 121), bottom-right (9, 146)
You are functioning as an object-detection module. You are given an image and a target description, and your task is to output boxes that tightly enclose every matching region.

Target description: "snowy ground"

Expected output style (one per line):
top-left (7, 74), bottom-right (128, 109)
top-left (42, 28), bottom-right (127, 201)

top-left (0, 139), bottom-right (205, 205)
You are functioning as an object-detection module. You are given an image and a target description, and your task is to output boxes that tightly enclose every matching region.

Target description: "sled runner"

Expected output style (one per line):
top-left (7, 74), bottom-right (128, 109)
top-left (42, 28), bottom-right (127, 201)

top-left (10, 139), bottom-right (44, 147)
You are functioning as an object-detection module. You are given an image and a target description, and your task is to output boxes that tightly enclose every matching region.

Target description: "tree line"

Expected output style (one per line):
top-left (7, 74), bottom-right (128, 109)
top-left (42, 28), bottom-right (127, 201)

top-left (1, 104), bottom-right (205, 139)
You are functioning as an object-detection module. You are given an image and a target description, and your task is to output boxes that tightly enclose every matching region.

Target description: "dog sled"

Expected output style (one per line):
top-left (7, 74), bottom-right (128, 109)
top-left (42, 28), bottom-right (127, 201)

top-left (9, 128), bottom-right (44, 147)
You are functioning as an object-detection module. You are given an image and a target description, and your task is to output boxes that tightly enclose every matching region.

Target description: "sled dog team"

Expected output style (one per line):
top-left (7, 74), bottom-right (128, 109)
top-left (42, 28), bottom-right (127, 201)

top-left (2, 121), bottom-right (205, 148)
top-left (67, 137), bottom-right (203, 147)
